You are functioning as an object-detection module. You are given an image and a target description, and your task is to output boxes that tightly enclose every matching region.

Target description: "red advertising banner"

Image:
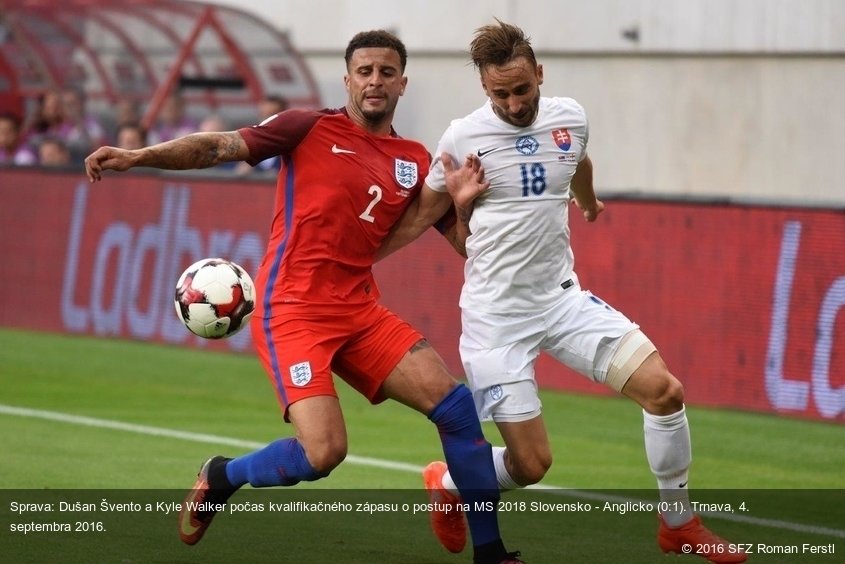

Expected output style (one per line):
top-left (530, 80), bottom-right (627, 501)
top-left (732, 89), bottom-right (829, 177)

top-left (0, 169), bottom-right (268, 354)
top-left (1, 168), bottom-right (843, 422)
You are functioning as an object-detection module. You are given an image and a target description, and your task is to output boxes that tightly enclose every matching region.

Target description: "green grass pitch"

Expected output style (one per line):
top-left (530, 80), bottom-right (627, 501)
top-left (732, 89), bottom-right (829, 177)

top-left (1, 328), bottom-right (842, 563)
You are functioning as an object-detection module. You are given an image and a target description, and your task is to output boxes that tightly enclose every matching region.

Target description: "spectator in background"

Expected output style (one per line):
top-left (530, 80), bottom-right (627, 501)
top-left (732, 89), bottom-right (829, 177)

top-left (37, 136), bottom-right (71, 167)
top-left (109, 97), bottom-right (142, 144)
top-left (198, 112), bottom-right (227, 133)
top-left (115, 123), bottom-right (147, 151)
top-left (257, 94), bottom-right (289, 123)
top-left (0, 113), bottom-right (37, 166)
top-left (57, 86), bottom-right (107, 162)
top-left (234, 94), bottom-right (288, 176)
top-left (147, 91), bottom-right (198, 145)
top-left (23, 89), bottom-right (64, 148)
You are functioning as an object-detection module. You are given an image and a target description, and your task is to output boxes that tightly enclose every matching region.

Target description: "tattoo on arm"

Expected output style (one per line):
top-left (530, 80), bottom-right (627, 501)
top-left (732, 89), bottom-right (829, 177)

top-left (140, 132), bottom-right (244, 170)
top-left (409, 339), bottom-right (431, 353)
top-left (450, 205), bottom-right (472, 257)
top-left (456, 207), bottom-right (472, 230)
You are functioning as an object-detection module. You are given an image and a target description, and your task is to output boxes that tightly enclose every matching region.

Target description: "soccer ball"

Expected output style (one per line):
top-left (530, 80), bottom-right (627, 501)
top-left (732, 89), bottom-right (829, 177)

top-left (174, 258), bottom-right (256, 339)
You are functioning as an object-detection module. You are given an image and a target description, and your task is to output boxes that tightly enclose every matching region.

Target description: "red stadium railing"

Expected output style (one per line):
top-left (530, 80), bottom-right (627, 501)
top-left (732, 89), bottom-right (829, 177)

top-left (0, 0), bottom-right (322, 121)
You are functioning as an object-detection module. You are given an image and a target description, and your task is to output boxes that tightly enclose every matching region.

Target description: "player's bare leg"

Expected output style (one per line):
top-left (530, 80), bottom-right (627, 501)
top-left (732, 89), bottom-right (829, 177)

top-left (623, 351), bottom-right (747, 563)
top-left (494, 417), bottom-right (553, 487)
top-left (286, 396), bottom-right (349, 472)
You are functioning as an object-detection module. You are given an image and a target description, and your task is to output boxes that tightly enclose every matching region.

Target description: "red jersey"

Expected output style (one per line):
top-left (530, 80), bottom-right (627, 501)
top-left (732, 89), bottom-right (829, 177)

top-left (238, 108), bottom-right (430, 317)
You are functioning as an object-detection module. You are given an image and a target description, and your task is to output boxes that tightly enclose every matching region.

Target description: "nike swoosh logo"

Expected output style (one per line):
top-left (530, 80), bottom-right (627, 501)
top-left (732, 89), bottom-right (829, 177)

top-left (331, 144), bottom-right (356, 154)
top-left (178, 481), bottom-right (205, 537)
top-left (476, 147), bottom-right (497, 157)
top-left (679, 481), bottom-right (688, 488)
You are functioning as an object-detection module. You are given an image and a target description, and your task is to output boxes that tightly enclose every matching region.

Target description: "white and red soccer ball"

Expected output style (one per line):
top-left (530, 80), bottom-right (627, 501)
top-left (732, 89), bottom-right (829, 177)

top-left (174, 258), bottom-right (256, 339)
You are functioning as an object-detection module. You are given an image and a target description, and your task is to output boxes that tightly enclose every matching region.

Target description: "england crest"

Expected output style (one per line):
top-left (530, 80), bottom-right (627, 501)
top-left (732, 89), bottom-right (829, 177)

top-left (394, 159), bottom-right (418, 189)
top-left (289, 361), bottom-right (312, 387)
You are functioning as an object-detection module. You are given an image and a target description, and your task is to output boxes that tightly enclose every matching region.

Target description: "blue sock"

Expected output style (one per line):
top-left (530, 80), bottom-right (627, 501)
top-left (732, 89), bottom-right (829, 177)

top-left (225, 438), bottom-right (326, 488)
top-left (428, 384), bottom-right (501, 547)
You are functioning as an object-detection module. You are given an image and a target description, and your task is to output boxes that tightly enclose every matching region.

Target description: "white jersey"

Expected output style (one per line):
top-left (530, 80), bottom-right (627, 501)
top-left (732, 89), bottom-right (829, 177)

top-left (426, 97), bottom-right (589, 314)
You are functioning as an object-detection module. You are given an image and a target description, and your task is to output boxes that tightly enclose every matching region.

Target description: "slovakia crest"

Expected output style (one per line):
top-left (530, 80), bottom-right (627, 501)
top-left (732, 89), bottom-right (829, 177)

top-left (394, 159), bottom-right (418, 189)
top-left (289, 361), bottom-right (312, 387)
top-left (552, 129), bottom-right (572, 151)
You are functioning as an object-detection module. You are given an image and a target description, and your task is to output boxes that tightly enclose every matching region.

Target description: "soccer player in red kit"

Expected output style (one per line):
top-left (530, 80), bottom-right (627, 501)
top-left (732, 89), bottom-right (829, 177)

top-left (84, 30), bottom-right (521, 564)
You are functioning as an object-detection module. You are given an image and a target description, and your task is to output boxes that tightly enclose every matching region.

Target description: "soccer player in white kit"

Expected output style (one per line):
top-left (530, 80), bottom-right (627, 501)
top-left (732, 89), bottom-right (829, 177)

top-left (379, 19), bottom-right (746, 564)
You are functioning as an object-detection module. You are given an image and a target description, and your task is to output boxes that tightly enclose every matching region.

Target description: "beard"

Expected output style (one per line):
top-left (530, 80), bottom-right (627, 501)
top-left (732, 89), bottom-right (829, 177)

top-left (361, 107), bottom-right (390, 124)
top-left (492, 91), bottom-right (540, 127)
top-left (358, 94), bottom-right (398, 126)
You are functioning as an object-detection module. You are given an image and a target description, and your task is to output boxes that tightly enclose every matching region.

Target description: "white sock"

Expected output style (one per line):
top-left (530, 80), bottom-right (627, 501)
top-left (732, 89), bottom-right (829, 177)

top-left (441, 467), bottom-right (459, 496)
top-left (492, 446), bottom-right (522, 491)
top-left (441, 446), bottom-right (521, 495)
top-left (643, 406), bottom-right (694, 527)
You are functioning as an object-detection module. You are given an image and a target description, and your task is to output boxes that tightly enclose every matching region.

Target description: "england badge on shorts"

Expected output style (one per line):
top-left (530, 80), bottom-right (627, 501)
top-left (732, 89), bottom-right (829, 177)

top-left (289, 361), bottom-right (312, 386)
top-left (394, 159), bottom-right (417, 189)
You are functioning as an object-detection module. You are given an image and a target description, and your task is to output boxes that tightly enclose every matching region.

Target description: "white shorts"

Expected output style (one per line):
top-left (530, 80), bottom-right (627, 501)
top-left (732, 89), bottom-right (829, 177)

top-left (460, 282), bottom-right (639, 422)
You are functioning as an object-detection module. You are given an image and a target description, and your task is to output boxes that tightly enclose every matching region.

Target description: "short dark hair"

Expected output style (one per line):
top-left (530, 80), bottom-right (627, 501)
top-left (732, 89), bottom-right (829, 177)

top-left (263, 94), bottom-right (289, 111)
top-left (345, 30), bottom-right (407, 72)
top-left (470, 19), bottom-right (537, 71)
top-left (0, 112), bottom-right (22, 130)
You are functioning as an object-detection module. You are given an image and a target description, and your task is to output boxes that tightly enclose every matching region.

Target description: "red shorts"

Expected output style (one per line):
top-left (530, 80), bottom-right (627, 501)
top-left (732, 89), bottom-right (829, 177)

top-left (250, 301), bottom-right (423, 420)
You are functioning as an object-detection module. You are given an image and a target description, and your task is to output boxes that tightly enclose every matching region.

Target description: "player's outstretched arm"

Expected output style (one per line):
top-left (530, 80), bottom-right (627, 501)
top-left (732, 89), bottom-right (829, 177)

top-left (569, 154), bottom-right (604, 222)
top-left (439, 219), bottom-right (468, 258)
top-left (84, 131), bottom-right (251, 183)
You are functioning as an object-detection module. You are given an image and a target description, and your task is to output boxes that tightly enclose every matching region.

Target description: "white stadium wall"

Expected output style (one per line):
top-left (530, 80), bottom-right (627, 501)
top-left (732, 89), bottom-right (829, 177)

top-left (211, 0), bottom-right (845, 205)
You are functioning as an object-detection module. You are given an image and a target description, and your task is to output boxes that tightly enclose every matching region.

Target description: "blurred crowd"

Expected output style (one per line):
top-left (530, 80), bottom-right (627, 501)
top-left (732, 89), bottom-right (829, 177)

top-left (0, 88), bottom-right (290, 175)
